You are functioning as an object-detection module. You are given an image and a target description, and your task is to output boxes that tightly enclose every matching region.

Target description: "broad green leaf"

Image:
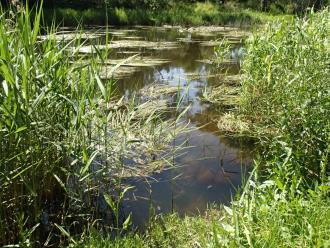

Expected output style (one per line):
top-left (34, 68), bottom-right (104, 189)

top-left (95, 73), bottom-right (106, 99)
top-left (223, 205), bottom-right (233, 216)
top-left (120, 186), bottom-right (135, 199)
top-left (222, 223), bottom-right (235, 233)
top-left (53, 174), bottom-right (67, 193)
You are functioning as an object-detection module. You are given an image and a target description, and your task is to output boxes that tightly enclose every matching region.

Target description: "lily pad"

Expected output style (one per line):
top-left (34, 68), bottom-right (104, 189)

top-left (177, 38), bottom-right (204, 43)
top-left (185, 26), bottom-right (240, 34)
top-left (108, 31), bottom-right (128, 36)
top-left (196, 59), bottom-right (237, 65)
top-left (194, 32), bottom-right (217, 37)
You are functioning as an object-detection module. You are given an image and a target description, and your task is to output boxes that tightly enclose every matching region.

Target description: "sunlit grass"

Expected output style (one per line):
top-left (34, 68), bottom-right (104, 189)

top-left (75, 187), bottom-right (330, 247)
top-left (240, 8), bottom-right (330, 186)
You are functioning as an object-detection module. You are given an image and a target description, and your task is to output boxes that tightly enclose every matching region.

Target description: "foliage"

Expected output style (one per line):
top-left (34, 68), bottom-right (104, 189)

top-left (1, 1), bottom-right (329, 247)
top-left (72, 8), bottom-right (330, 248)
top-left (0, 5), bottom-right (182, 246)
top-left (240, 9), bottom-right (330, 187)
top-left (114, 7), bottom-right (128, 24)
top-left (0, 4), bottom-right (110, 243)
top-left (75, 184), bottom-right (330, 247)
top-left (44, 2), bottom-right (286, 26)
top-left (214, 38), bottom-right (231, 65)
top-left (194, 1), bottom-right (219, 22)
top-left (3, 0), bottom-right (329, 15)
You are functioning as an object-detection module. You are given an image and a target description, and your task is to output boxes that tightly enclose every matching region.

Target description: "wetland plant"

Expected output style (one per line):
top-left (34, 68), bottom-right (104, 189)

top-left (0, 5), bottom-right (185, 246)
top-left (240, 8), bottom-right (330, 187)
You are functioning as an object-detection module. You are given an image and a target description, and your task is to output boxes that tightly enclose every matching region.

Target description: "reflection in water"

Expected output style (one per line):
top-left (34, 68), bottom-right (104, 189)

top-left (123, 126), bottom-right (252, 228)
top-left (82, 26), bottom-right (254, 228)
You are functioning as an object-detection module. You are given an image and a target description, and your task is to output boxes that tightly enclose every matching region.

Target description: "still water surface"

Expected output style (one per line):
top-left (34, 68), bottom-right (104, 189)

top-left (79, 26), bottom-right (253, 228)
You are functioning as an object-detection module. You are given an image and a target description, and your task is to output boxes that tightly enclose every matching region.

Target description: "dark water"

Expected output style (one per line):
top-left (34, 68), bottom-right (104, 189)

top-left (78, 26), bottom-right (253, 228)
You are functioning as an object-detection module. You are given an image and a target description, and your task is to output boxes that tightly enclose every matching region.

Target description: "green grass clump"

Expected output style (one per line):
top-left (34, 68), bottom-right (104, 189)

top-left (240, 9), bottom-right (330, 187)
top-left (75, 234), bottom-right (145, 248)
top-left (194, 1), bottom-right (220, 22)
top-left (75, 186), bottom-right (330, 247)
top-left (114, 7), bottom-right (129, 24)
top-left (227, 181), bottom-right (330, 247)
top-left (222, 180), bottom-right (330, 247)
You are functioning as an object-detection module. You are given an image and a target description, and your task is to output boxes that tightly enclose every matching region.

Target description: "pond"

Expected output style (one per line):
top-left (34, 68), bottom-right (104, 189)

top-left (60, 26), bottom-right (254, 229)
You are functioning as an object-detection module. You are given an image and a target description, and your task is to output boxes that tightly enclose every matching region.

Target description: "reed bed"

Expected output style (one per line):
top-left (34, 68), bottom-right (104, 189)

top-left (240, 8), bottom-right (330, 186)
top-left (0, 5), bottom-right (186, 246)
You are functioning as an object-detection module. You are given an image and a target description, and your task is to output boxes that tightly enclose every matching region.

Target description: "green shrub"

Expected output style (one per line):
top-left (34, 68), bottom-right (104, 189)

top-left (57, 8), bottom-right (81, 25)
top-left (83, 8), bottom-right (105, 25)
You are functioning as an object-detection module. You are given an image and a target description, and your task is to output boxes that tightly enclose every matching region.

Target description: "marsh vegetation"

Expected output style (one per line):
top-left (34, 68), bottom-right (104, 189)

top-left (0, 1), bottom-right (329, 247)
